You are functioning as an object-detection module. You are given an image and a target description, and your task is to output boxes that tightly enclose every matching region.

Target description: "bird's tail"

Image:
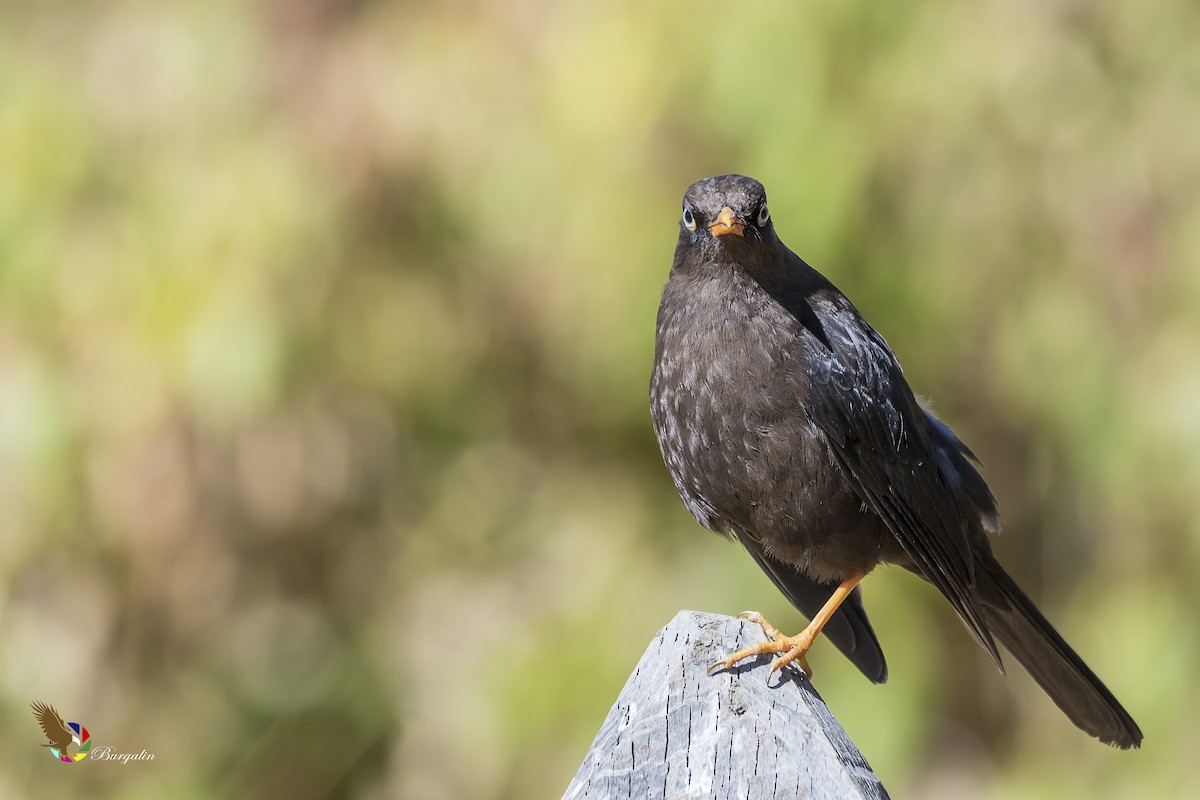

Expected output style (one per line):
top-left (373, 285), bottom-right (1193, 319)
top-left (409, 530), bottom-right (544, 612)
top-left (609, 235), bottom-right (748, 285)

top-left (976, 556), bottom-right (1143, 749)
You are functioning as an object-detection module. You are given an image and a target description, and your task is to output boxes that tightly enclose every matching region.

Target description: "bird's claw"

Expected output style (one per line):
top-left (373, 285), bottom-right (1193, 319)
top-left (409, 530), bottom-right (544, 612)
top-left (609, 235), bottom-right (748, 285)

top-left (709, 609), bottom-right (816, 682)
top-left (770, 650), bottom-right (813, 682)
top-left (707, 649), bottom-right (752, 675)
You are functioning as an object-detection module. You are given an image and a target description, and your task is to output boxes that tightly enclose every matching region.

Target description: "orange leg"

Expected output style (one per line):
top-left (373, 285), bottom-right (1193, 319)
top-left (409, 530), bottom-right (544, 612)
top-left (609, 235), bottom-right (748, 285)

top-left (707, 570), bottom-right (869, 681)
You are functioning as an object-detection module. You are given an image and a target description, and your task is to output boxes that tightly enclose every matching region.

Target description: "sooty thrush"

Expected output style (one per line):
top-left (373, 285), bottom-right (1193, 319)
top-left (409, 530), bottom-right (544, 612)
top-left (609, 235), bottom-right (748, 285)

top-left (649, 174), bottom-right (1142, 748)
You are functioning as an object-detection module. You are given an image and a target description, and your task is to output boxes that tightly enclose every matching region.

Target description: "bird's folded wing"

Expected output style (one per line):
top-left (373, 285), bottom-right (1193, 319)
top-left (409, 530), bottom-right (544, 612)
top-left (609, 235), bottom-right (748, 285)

top-left (798, 291), bottom-right (1002, 670)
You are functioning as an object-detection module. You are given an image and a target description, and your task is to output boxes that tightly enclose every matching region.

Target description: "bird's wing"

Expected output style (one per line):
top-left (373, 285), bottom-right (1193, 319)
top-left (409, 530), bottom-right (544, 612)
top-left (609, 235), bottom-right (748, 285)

top-left (922, 404), bottom-right (1001, 534)
top-left (738, 530), bottom-right (888, 683)
top-left (31, 702), bottom-right (73, 748)
top-left (797, 288), bottom-right (1002, 669)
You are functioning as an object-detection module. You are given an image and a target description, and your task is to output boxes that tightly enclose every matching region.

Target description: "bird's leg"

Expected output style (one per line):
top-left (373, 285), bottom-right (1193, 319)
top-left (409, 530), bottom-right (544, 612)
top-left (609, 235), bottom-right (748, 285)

top-left (707, 570), bottom-right (869, 681)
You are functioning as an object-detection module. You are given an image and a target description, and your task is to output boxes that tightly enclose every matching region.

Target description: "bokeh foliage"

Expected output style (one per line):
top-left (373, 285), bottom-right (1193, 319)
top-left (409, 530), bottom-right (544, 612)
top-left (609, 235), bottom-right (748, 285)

top-left (1, 1), bottom-right (1198, 797)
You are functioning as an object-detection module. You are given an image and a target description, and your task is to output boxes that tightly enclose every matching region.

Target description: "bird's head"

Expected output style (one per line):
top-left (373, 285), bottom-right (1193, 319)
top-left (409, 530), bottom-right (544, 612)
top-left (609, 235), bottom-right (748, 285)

top-left (678, 174), bottom-right (775, 262)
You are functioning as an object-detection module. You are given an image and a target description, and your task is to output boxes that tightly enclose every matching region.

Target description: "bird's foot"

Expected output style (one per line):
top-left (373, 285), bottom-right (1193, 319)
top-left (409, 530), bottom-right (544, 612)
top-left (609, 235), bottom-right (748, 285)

top-left (706, 611), bottom-right (818, 682)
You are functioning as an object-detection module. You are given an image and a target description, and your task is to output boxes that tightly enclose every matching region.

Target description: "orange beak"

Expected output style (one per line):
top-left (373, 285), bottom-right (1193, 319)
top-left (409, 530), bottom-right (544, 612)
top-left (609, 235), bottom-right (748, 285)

top-left (708, 206), bottom-right (745, 238)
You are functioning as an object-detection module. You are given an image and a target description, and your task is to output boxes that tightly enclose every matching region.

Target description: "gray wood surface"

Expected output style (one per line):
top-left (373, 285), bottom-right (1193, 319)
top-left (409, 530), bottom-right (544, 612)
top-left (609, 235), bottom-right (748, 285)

top-left (563, 610), bottom-right (889, 800)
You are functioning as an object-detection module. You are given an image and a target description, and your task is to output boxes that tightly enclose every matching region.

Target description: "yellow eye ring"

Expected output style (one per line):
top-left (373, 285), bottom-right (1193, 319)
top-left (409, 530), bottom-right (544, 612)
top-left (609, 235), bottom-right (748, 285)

top-left (683, 208), bottom-right (697, 231)
top-left (756, 204), bottom-right (770, 226)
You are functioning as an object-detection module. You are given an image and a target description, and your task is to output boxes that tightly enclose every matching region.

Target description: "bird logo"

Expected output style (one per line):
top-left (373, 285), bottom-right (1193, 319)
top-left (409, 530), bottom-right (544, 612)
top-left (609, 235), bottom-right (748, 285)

top-left (31, 702), bottom-right (92, 762)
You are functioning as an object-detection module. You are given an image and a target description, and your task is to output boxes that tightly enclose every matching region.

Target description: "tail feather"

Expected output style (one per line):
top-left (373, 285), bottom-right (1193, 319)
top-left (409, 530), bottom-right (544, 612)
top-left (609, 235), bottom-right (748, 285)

top-left (977, 557), bottom-right (1143, 749)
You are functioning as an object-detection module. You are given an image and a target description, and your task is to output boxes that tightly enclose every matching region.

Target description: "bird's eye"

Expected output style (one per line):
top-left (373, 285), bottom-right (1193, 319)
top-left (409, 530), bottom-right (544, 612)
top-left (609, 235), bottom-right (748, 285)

top-left (682, 208), bottom-right (697, 231)
top-left (756, 204), bottom-right (770, 227)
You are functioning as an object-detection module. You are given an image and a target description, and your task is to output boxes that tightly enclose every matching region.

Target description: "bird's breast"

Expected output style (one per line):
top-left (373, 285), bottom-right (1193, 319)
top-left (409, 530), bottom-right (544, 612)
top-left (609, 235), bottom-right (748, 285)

top-left (651, 274), bottom-right (900, 577)
top-left (652, 277), bottom-right (825, 519)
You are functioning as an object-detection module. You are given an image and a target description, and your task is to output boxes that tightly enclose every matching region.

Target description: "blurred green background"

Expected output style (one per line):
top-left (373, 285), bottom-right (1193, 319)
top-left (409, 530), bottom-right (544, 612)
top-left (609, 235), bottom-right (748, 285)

top-left (2, 1), bottom-right (1198, 797)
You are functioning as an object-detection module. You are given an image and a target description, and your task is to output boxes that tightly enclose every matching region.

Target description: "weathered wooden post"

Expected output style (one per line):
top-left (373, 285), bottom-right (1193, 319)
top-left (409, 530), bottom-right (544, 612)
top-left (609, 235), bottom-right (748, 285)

top-left (564, 611), bottom-right (889, 800)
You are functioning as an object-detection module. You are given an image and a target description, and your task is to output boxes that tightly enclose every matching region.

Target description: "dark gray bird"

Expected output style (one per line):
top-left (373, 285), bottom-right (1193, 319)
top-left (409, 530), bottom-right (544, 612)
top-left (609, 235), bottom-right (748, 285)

top-left (649, 173), bottom-right (1142, 748)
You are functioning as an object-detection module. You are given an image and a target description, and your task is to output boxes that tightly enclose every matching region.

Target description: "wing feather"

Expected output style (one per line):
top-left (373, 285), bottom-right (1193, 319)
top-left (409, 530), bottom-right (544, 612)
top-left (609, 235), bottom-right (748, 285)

top-left (799, 289), bottom-right (1003, 669)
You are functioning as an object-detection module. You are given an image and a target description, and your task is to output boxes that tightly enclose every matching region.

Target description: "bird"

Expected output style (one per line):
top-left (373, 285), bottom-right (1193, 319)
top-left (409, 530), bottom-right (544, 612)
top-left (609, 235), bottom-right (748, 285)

top-left (31, 701), bottom-right (76, 756)
top-left (649, 173), bottom-right (1143, 748)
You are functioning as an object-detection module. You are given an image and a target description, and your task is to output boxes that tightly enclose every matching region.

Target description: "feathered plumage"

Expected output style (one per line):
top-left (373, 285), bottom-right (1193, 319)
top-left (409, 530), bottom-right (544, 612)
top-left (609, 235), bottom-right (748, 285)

top-left (650, 174), bottom-right (1142, 748)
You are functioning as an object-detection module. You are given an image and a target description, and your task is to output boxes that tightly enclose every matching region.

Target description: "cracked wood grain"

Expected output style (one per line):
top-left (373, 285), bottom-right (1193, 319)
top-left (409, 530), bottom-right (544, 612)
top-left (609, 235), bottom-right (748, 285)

top-left (563, 611), bottom-right (889, 800)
